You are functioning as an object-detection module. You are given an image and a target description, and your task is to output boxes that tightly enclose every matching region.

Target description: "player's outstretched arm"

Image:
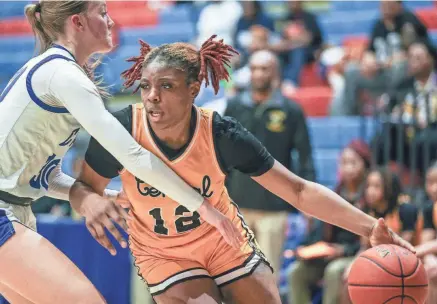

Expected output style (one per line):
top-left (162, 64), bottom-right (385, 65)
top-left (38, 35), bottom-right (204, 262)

top-left (251, 160), bottom-right (415, 252)
top-left (416, 240), bottom-right (437, 257)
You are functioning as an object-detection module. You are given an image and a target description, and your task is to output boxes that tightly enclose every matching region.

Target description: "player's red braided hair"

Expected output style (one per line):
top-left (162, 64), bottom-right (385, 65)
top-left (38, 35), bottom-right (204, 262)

top-left (121, 35), bottom-right (238, 94)
top-left (121, 40), bottom-right (152, 93)
top-left (198, 34), bottom-right (238, 93)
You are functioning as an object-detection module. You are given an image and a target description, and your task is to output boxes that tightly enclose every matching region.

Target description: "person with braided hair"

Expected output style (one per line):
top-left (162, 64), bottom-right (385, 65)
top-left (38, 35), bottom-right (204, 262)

top-left (0, 1), bottom-right (240, 303)
top-left (75, 35), bottom-right (416, 303)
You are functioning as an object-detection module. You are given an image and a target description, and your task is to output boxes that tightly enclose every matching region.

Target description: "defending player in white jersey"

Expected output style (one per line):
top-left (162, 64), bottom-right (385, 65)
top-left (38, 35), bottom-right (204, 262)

top-left (0, 1), bottom-right (241, 303)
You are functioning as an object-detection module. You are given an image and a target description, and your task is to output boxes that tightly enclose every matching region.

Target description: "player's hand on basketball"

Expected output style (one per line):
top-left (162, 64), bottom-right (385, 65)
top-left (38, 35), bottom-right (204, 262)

top-left (368, 218), bottom-right (415, 253)
top-left (83, 195), bottom-right (130, 256)
top-left (197, 200), bottom-right (244, 249)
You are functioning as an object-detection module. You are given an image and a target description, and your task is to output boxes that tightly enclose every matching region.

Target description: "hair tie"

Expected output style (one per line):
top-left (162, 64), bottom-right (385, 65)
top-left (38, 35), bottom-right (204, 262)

top-left (35, 2), bottom-right (41, 13)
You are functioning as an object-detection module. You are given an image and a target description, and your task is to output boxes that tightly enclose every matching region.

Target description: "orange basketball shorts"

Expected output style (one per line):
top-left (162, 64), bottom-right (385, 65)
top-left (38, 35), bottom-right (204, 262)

top-left (129, 203), bottom-right (271, 297)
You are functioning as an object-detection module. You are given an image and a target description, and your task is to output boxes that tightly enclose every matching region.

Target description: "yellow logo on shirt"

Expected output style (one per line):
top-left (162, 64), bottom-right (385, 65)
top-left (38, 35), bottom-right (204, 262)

top-left (266, 110), bottom-right (286, 132)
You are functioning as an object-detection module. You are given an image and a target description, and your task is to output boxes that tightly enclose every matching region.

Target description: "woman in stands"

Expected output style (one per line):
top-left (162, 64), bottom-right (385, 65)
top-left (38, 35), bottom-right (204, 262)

top-left (72, 36), bottom-right (415, 303)
top-left (341, 167), bottom-right (423, 304)
top-left (415, 162), bottom-right (437, 303)
top-left (0, 1), bottom-right (240, 303)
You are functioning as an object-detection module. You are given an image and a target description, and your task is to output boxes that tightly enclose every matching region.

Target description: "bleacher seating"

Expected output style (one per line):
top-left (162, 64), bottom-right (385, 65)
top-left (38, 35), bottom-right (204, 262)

top-left (0, 0), bottom-right (430, 192)
top-left (289, 86), bottom-right (333, 117)
top-left (0, 1), bottom-right (30, 19)
top-left (416, 8), bottom-right (437, 30)
top-left (1, 0), bottom-right (437, 94)
top-left (308, 116), bottom-right (378, 188)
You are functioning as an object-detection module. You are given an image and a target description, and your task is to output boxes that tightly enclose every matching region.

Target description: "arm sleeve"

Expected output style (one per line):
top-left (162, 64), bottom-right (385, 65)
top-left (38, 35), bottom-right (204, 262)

top-left (46, 161), bottom-right (75, 201)
top-left (49, 63), bottom-right (204, 211)
top-left (84, 106), bottom-right (131, 179)
top-left (423, 204), bottom-right (435, 230)
top-left (288, 102), bottom-right (316, 181)
top-left (399, 203), bottom-right (419, 232)
top-left (212, 113), bottom-right (274, 176)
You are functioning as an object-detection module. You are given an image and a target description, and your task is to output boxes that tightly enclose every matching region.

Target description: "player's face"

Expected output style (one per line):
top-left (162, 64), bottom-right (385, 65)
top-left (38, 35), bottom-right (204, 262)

top-left (140, 62), bottom-right (200, 127)
top-left (365, 172), bottom-right (384, 207)
top-left (339, 148), bottom-right (365, 184)
top-left (81, 1), bottom-right (114, 53)
top-left (426, 168), bottom-right (437, 202)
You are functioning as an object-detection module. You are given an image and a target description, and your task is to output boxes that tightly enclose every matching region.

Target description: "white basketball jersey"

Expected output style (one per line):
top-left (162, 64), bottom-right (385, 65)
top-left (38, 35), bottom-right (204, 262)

top-left (0, 45), bottom-right (86, 199)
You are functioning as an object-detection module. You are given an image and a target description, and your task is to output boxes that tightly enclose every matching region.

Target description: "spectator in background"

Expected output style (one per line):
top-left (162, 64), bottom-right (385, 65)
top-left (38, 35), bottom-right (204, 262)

top-left (341, 167), bottom-right (422, 304)
top-left (287, 140), bottom-right (369, 304)
top-left (335, 140), bottom-right (371, 205)
top-left (273, 0), bottom-right (323, 92)
top-left (369, 0), bottom-right (428, 65)
top-left (416, 162), bottom-right (437, 304)
top-left (340, 0), bottom-right (429, 116)
top-left (225, 50), bottom-right (315, 276)
top-left (195, 0), bottom-right (242, 48)
top-left (363, 167), bottom-right (422, 247)
top-left (373, 39), bottom-right (437, 176)
top-left (233, 0), bottom-right (276, 68)
top-left (232, 24), bottom-right (273, 89)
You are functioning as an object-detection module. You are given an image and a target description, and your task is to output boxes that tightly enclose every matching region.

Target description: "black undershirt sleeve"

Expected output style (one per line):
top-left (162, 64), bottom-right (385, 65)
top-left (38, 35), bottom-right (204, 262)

top-left (84, 105), bottom-right (133, 179)
top-left (399, 203), bottom-right (419, 232)
top-left (212, 112), bottom-right (275, 176)
top-left (423, 203), bottom-right (435, 230)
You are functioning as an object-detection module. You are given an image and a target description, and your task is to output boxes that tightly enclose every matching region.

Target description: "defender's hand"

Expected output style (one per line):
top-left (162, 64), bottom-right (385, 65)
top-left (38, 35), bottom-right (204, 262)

top-left (82, 196), bottom-right (130, 255)
top-left (197, 200), bottom-right (244, 249)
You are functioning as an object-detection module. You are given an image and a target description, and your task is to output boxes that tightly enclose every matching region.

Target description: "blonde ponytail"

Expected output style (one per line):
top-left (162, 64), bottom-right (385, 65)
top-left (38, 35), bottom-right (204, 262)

top-left (25, 3), bottom-right (53, 54)
top-left (24, 1), bottom-right (110, 99)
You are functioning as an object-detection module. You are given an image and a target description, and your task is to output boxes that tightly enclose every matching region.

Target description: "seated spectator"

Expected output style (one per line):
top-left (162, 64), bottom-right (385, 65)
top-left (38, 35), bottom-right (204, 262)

top-left (335, 140), bottom-right (370, 206)
top-left (340, 0), bottom-right (429, 116)
top-left (363, 167), bottom-right (422, 245)
top-left (341, 167), bottom-right (423, 304)
top-left (272, 0), bottom-right (323, 91)
top-left (415, 162), bottom-right (437, 304)
top-left (233, 0), bottom-right (276, 68)
top-left (373, 39), bottom-right (437, 176)
top-left (195, 0), bottom-right (242, 48)
top-left (286, 140), bottom-right (369, 304)
top-left (232, 25), bottom-right (274, 89)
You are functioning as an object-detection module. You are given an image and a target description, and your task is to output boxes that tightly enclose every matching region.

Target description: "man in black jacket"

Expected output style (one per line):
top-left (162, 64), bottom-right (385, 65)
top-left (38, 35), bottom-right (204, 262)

top-left (225, 50), bottom-right (315, 276)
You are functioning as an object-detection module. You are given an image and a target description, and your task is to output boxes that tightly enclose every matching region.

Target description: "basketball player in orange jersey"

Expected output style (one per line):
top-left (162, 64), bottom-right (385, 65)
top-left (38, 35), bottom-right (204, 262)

top-left (71, 35), bottom-right (415, 303)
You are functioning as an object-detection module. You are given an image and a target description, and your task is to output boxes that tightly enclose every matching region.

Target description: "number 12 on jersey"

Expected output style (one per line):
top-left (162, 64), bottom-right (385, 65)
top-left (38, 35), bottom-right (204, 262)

top-left (149, 205), bottom-right (201, 235)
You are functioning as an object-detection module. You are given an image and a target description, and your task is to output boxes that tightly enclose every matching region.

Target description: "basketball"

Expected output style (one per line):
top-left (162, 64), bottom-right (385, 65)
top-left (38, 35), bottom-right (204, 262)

top-left (348, 245), bottom-right (428, 304)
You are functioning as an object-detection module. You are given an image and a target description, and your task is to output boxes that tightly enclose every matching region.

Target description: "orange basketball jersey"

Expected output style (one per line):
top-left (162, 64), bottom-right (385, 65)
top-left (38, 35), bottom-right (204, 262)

top-left (120, 103), bottom-right (238, 250)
